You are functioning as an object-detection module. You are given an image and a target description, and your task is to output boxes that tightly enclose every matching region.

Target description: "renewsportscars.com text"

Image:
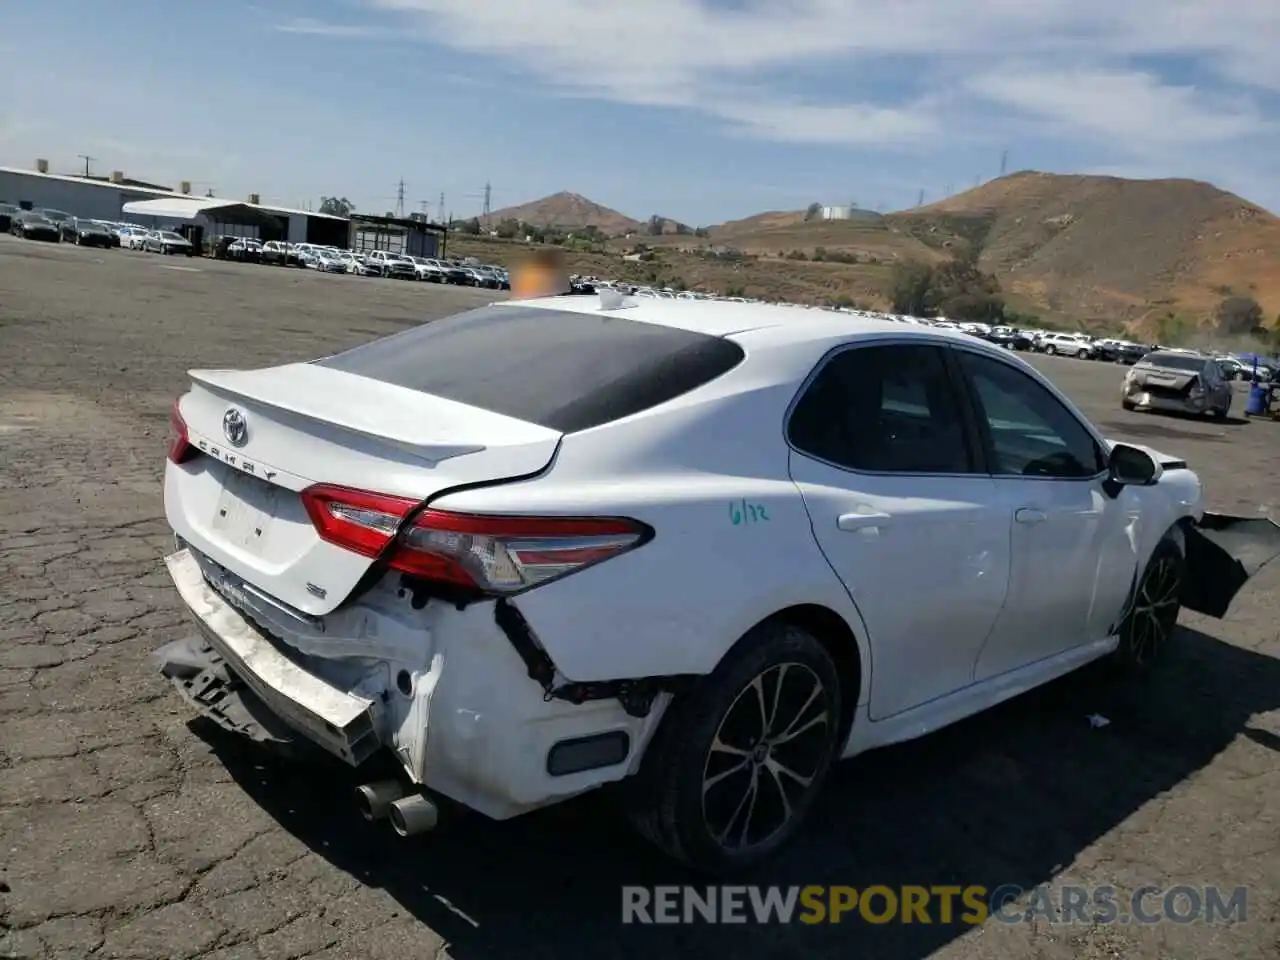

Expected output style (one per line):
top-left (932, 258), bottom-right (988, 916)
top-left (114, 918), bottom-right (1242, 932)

top-left (621, 884), bottom-right (1248, 925)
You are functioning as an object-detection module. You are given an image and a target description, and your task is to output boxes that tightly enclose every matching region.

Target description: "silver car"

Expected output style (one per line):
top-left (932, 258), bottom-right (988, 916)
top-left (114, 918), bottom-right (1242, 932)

top-left (1122, 350), bottom-right (1233, 419)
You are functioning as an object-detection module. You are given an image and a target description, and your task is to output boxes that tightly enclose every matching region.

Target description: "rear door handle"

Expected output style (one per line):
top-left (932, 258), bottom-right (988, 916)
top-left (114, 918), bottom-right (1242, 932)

top-left (1015, 507), bottom-right (1047, 524)
top-left (838, 512), bottom-right (892, 532)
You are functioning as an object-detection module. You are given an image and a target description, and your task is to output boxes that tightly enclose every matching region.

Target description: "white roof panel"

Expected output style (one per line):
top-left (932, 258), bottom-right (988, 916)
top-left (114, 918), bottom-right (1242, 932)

top-left (121, 196), bottom-right (240, 219)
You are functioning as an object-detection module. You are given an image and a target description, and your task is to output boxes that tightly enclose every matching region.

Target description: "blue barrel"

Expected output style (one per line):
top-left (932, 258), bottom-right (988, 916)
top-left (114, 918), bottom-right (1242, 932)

top-left (1245, 383), bottom-right (1271, 416)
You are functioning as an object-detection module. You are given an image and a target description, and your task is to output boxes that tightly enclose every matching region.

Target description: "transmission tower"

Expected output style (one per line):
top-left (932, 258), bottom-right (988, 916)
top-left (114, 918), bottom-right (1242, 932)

top-left (394, 178), bottom-right (406, 218)
top-left (464, 183), bottom-right (493, 224)
top-left (917, 189), bottom-right (925, 207)
top-left (1000, 149), bottom-right (1009, 177)
top-left (437, 192), bottom-right (445, 223)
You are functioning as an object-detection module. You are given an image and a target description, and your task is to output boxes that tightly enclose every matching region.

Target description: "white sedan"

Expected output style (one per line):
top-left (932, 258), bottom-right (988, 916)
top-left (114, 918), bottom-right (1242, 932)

top-left (117, 226), bottom-right (150, 250)
top-left (155, 294), bottom-right (1277, 874)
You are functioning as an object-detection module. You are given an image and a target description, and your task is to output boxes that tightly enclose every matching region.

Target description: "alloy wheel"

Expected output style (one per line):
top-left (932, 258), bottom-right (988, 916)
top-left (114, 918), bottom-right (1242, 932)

top-left (1126, 553), bottom-right (1181, 666)
top-left (701, 662), bottom-right (834, 851)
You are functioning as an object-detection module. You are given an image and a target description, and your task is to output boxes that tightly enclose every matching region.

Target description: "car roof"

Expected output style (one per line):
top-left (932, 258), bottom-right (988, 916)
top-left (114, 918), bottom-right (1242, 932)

top-left (499, 294), bottom-right (971, 344)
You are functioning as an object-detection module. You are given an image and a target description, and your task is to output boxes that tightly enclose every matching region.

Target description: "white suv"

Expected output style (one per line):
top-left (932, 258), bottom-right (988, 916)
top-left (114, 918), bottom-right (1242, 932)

top-left (1036, 332), bottom-right (1092, 357)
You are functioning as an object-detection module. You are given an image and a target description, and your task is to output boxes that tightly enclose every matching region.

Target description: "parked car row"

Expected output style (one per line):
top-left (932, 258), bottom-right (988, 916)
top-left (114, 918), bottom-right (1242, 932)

top-left (3, 206), bottom-right (127, 247)
top-left (207, 237), bottom-right (512, 287)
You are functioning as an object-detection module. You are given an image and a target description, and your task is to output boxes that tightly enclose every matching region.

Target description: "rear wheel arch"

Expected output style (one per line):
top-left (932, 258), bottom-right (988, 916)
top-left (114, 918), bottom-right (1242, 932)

top-left (755, 603), bottom-right (864, 750)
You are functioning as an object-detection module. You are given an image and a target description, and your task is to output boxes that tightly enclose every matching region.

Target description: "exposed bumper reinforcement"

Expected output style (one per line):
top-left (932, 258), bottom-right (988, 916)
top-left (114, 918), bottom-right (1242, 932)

top-left (161, 549), bottom-right (382, 766)
top-left (1183, 513), bottom-right (1280, 619)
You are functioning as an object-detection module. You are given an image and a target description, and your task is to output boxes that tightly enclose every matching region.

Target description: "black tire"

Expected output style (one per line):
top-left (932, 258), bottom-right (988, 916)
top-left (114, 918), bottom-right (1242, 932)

top-left (1212, 406), bottom-right (1228, 420)
top-left (624, 620), bottom-right (843, 875)
top-left (1122, 398), bottom-right (1136, 411)
top-left (1112, 534), bottom-right (1184, 672)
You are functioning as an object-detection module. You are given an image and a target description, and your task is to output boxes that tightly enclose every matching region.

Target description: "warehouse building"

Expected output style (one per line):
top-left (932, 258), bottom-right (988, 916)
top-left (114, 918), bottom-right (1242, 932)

top-left (0, 159), bottom-right (348, 245)
top-left (350, 212), bottom-right (447, 259)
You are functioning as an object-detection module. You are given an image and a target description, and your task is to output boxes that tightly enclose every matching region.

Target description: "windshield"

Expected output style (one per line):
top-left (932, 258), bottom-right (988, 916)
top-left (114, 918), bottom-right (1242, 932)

top-left (41, 209), bottom-right (70, 222)
top-left (1141, 352), bottom-right (1206, 372)
top-left (159, 232), bottom-right (186, 242)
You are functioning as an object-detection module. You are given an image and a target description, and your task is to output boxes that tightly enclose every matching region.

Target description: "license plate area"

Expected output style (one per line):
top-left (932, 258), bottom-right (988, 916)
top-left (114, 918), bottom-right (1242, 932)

top-left (212, 468), bottom-right (282, 554)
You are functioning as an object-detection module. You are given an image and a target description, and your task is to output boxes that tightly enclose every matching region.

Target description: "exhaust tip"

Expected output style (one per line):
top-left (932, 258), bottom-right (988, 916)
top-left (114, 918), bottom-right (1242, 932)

top-left (355, 780), bottom-right (406, 822)
top-left (389, 793), bottom-right (439, 837)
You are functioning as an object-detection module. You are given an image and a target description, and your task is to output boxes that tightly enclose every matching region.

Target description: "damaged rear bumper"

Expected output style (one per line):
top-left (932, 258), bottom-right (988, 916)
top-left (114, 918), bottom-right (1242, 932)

top-left (1182, 513), bottom-right (1280, 618)
top-left (156, 547), bottom-right (669, 819)
top-left (158, 550), bottom-right (383, 765)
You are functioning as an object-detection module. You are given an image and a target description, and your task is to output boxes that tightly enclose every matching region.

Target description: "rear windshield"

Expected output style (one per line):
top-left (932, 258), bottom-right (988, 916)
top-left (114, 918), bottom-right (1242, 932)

top-left (1142, 352), bottom-right (1206, 372)
top-left (316, 304), bottom-right (745, 433)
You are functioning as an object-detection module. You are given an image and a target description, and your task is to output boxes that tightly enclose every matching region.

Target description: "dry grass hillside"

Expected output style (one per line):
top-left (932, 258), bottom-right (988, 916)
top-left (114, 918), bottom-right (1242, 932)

top-left (885, 172), bottom-right (1280, 332)
top-left (485, 191), bottom-right (640, 235)
top-left (444, 234), bottom-right (893, 308)
top-left (468, 173), bottom-right (1280, 333)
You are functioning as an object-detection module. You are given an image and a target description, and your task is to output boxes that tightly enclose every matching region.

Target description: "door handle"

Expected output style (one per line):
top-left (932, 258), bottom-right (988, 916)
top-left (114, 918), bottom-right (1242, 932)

top-left (838, 512), bottom-right (892, 532)
top-left (1015, 507), bottom-right (1047, 524)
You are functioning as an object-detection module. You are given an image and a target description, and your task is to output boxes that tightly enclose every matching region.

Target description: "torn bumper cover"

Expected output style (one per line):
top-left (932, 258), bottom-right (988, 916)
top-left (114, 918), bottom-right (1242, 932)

top-left (1182, 513), bottom-right (1280, 618)
top-left (155, 549), bottom-right (382, 766)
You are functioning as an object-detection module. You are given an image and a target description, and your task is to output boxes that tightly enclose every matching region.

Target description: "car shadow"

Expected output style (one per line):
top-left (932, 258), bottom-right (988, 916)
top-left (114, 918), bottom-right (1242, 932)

top-left (196, 625), bottom-right (1280, 959)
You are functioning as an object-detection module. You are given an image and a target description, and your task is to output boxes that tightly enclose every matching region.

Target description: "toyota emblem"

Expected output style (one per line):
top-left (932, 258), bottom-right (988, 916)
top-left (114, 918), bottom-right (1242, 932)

top-left (222, 408), bottom-right (248, 447)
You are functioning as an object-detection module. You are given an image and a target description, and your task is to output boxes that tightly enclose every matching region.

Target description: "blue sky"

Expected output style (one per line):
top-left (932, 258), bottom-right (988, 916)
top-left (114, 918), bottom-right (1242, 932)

top-left (2, 0), bottom-right (1277, 223)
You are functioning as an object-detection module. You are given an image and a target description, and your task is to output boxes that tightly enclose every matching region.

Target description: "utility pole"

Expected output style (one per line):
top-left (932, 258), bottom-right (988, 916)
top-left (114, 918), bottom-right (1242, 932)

top-left (394, 178), bottom-right (406, 218)
top-left (482, 182), bottom-right (491, 224)
top-left (77, 154), bottom-right (95, 178)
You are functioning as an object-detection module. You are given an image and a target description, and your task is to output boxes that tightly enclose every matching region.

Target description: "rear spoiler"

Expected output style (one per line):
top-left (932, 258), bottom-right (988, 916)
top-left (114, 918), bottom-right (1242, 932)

top-left (187, 364), bottom-right (556, 462)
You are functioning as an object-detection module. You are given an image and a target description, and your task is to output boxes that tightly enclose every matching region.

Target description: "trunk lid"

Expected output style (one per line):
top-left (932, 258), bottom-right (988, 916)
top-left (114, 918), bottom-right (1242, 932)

top-left (165, 362), bottom-right (562, 616)
top-left (1135, 364), bottom-right (1198, 391)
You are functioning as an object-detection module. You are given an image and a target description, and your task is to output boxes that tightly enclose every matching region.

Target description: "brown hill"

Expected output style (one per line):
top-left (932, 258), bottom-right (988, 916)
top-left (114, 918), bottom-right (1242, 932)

top-left (486, 191), bottom-right (641, 235)
top-left (883, 171), bottom-right (1280, 329)
top-left (639, 207), bottom-right (946, 265)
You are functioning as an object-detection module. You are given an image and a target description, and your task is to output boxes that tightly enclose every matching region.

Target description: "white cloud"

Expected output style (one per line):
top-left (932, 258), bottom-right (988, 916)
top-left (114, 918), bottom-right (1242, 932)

top-left (272, 17), bottom-right (398, 39)
top-left (967, 68), bottom-right (1268, 148)
top-left (345, 0), bottom-right (1277, 156)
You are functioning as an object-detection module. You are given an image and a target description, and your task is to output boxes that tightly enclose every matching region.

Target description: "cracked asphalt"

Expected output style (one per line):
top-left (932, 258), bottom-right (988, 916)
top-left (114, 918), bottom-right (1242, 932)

top-left (1, 235), bottom-right (1278, 959)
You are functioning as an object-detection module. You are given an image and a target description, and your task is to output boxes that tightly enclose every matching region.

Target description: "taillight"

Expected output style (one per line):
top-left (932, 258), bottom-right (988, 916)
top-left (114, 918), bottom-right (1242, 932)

top-left (168, 396), bottom-right (197, 464)
top-left (300, 484), bottom-right (647, 595)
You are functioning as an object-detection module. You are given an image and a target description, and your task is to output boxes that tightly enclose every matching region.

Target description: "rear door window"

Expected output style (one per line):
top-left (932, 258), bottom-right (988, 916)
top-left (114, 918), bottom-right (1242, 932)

top-left (787, 343), bottom-right (977, 474)
top-left (316, 304), bottom-right (745, 433)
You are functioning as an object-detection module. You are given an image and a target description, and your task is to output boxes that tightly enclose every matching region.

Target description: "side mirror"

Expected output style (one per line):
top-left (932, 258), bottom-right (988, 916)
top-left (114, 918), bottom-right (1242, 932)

top-left (1104, 443), bottom-right (1160, 497)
